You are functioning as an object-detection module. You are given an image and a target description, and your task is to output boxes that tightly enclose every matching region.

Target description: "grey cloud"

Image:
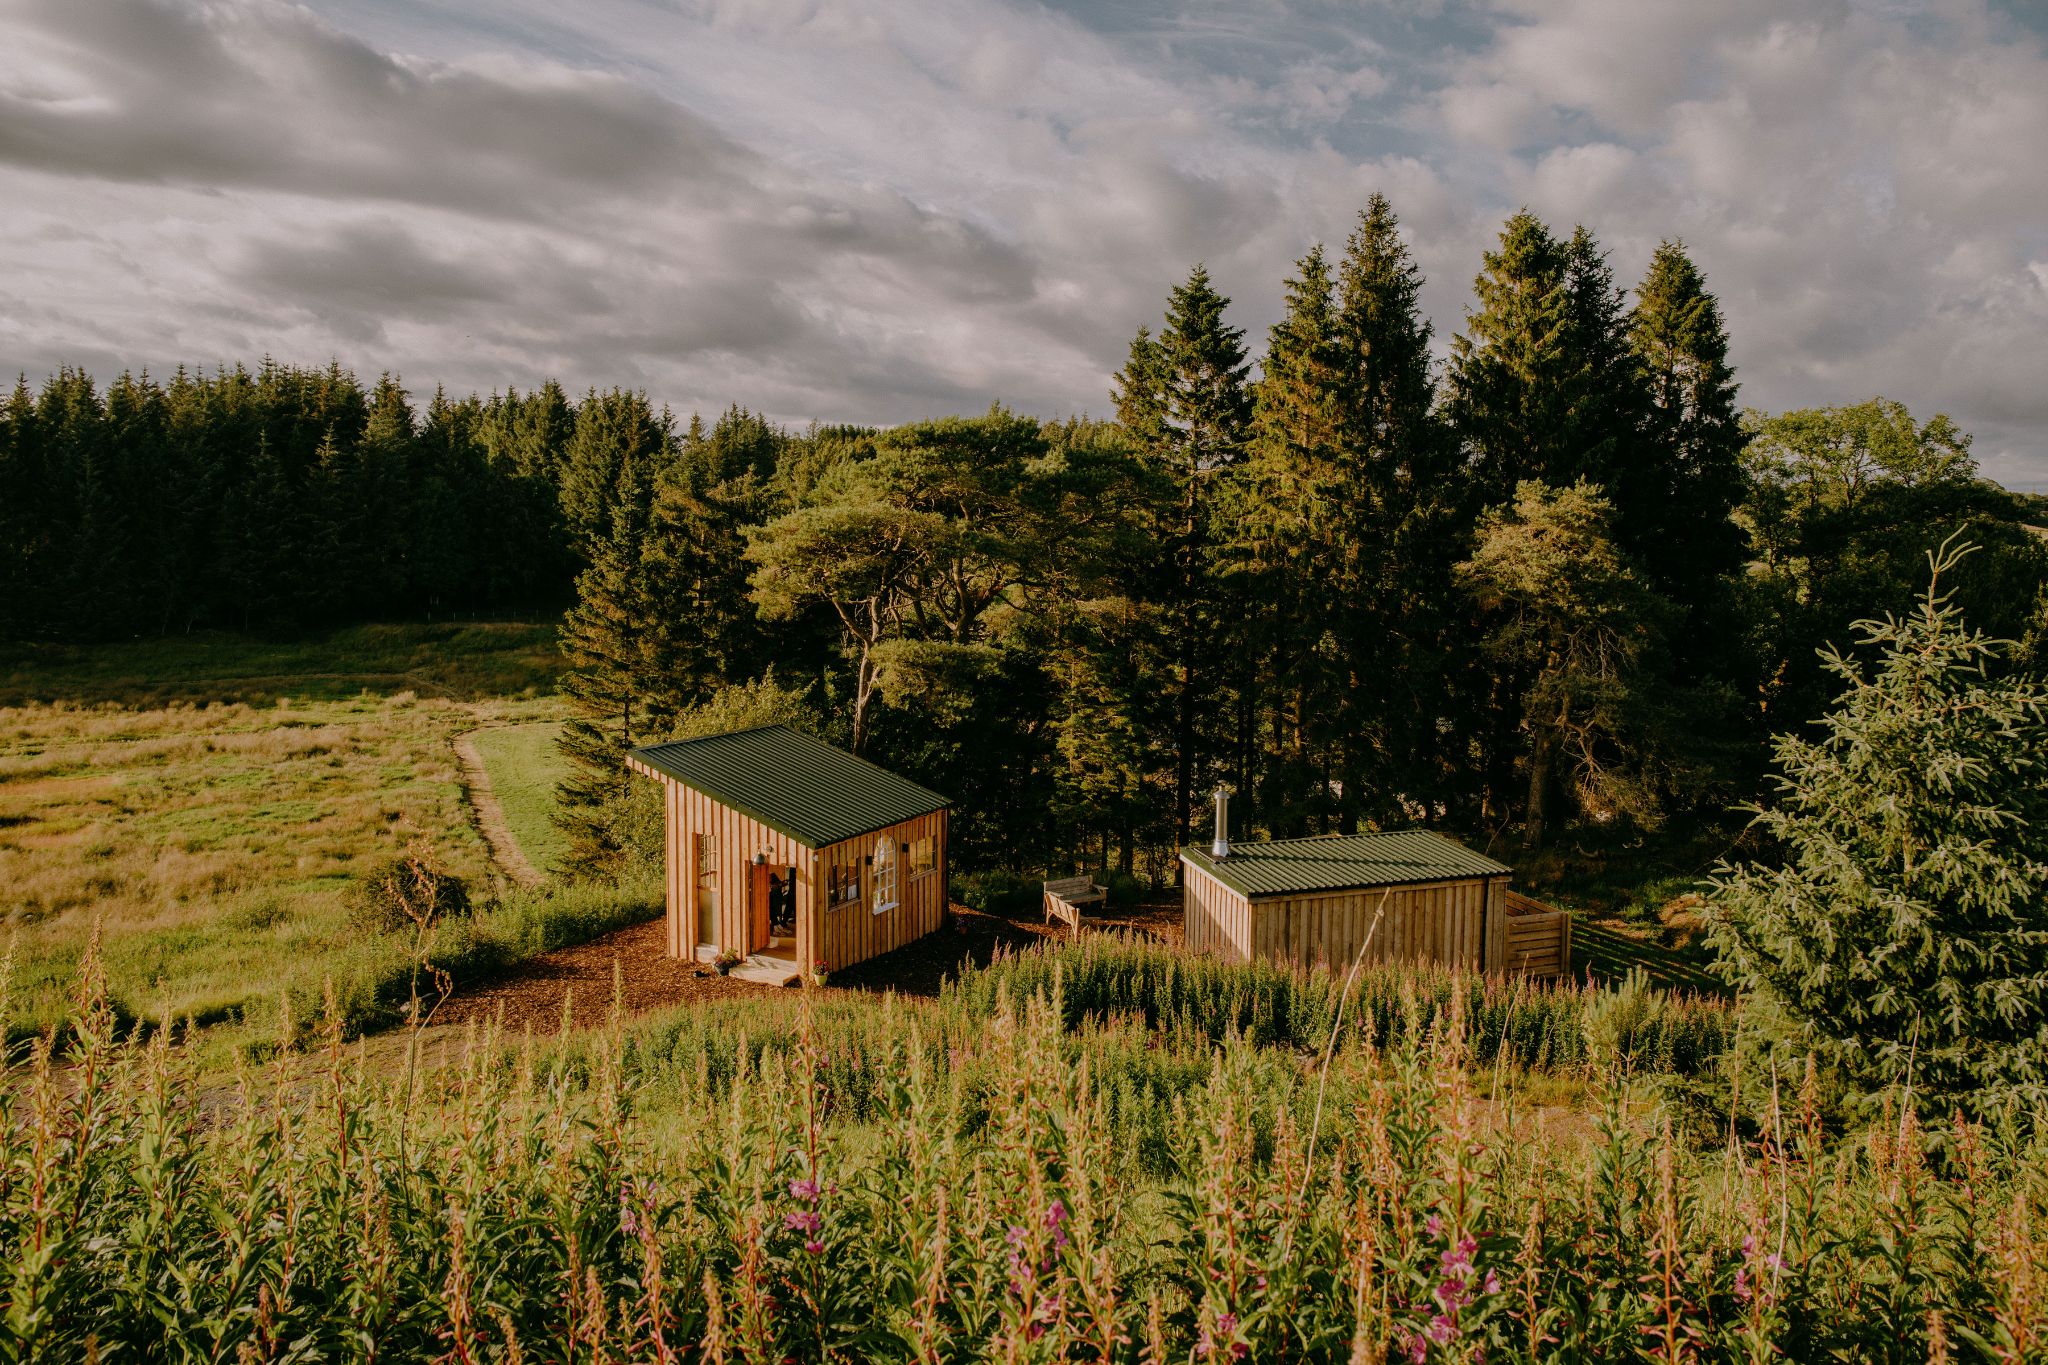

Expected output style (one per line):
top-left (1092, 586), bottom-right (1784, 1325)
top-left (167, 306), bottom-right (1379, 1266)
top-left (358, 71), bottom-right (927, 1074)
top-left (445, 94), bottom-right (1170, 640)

top-left (0, 0), bottom-right (737, 219)
top-left (3, 0), bottom-right (2046, 484)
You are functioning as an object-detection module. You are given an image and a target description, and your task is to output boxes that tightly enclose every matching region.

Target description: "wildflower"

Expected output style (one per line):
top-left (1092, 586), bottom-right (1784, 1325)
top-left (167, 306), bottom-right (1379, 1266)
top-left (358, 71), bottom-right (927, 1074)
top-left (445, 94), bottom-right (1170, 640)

top-left (1435, 1278), bottom-right (1467, 1311)
top-left (788, 1177), bottom-right (820, 1201)
top-left (1482, 1269), bottom-right (1501, 1296)
top-left (1405, 1333), bottom-right (1427, 1364)
top-left (1733, 1267), bottom-right (1751, 1304)
top-left (1425, 1214), bottom-right (1443, 1238)
top-left (1217, 1313), bottom-right (1237, 1335)
top-left (1427, 1314), bottom-right (1455, 1345)
top-left (784, 1210), bottom-right (822, 1235)
top-left (805, 1239), bottom-right (825, 1255)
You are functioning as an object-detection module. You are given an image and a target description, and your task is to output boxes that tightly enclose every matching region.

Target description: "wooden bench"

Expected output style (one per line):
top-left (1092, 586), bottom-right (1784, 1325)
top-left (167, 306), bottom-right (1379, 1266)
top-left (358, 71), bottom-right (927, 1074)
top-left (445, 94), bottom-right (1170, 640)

top-left (1042, 875), bottom-right (1106, 938)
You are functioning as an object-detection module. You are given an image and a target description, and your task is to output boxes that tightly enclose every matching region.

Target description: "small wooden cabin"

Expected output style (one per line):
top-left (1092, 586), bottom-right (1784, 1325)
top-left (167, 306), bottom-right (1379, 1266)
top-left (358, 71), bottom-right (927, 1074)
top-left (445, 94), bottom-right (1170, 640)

top-left (626, 726), bottom-right (949, 981)
top-left (1182, 828), bottom-right (1568, 977)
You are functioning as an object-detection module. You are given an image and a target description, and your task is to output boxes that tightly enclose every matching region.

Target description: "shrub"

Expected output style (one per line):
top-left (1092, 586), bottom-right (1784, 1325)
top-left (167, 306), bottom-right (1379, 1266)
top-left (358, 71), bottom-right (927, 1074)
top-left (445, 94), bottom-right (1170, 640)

top-left (950, 867), bottom-right (1036, 916)
top-left (1104, 869), bottom-right (1145, 906)
top-left (344, 849), bottom-right (472, 934)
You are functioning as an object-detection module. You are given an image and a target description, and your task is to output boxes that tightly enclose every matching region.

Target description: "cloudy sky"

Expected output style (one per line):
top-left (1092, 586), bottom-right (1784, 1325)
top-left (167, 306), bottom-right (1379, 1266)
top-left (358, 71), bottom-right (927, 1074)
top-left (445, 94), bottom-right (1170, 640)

top-left (3, 0), bottom-right (2046, 484)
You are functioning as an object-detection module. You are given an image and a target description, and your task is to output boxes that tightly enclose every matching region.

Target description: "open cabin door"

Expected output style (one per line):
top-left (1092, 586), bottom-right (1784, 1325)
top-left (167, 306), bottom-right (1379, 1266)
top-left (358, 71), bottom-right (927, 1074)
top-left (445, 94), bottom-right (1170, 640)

top-left (749, 861), bottom-right (772, 954)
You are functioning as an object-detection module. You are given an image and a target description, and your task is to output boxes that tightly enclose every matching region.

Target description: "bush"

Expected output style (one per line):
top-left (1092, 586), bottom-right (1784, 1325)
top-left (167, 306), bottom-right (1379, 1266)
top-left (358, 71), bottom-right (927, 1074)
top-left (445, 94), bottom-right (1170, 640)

top-left (950, 868), bottom-right (1036, 916)
top-left (344, 851), bottom-right (473, 934)
top-left (1105, 870), bottom-right (1145, 906)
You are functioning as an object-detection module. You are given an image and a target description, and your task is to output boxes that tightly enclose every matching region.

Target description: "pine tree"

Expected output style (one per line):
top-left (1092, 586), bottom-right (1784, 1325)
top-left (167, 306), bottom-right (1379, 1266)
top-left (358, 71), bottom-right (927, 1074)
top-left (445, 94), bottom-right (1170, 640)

top-left (1114, 265), bottom-right (1251, 853)
top-left (1233, 245), bottom-right (1344, 833)
top-left (555, 513), bottom-right (653, 875)
top-left (1708, 540), bottom-right (2048, 1115)
top-left (558, 389), bottom-right (675, 556)
top-left (1623, 240), bottom-right (1748, 666)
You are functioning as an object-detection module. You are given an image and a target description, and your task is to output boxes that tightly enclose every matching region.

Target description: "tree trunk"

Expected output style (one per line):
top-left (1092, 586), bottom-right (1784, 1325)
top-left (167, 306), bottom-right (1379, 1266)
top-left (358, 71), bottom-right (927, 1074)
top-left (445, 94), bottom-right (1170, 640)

top-left (1523, 727), bottom-right (1552, 852)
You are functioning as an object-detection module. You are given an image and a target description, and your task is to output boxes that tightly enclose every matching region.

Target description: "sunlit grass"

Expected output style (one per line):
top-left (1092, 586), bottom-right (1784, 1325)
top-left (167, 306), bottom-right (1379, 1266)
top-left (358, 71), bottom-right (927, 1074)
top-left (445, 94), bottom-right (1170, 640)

top-left (471, 718), bottom-right (572, 876)
top-left (0, 690), bottom-right (571, 1040)
top-left (0, 619), bottom-right (562, 707)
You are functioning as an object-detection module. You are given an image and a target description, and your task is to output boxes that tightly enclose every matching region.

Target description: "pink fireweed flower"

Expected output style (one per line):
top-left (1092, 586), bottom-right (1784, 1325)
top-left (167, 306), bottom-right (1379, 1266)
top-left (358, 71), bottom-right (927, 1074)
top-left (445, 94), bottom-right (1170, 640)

top-left (1425, 1214), bottom-right (1443, 1239)
top-left (1217, 1313), bottom-right (1236, 1335)
top-left (1482, 1269), bottom-right (1501, 1296)
top-left (788, 1177), bottom-right (820, 1202)
top-left (1405, 1333), bottom-right (1427, 1365)
top-left (805, 1239), bottom-right (824, 1254)
top-left (1733, 1267), bottom-right (1752, 1304)
top-left (1427, 1314), bottom-right (1455, 1345)
top-left (1435, 1278), bottom-right (1468, 1311)
top-left (784, 1210), bottom-right (822, 1235)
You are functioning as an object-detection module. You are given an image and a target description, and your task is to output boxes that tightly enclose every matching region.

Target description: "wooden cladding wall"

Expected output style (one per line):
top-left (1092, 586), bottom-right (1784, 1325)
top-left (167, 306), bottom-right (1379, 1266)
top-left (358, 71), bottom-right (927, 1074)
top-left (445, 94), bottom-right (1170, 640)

top-left (631, 759), bottom-right (817, 965)
top-left (1184, 862), bottom-right (1513, 973)
top-left (814, 808), bottom-right (948, 973)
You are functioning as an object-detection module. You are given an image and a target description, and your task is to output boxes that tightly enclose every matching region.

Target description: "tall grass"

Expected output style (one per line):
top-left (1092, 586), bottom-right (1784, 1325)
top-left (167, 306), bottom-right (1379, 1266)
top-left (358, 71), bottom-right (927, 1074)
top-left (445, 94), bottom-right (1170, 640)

top-left (947, 933), bottom-right (1735, 1077)
top-left (3, 940), bottom-right (2039, 1362)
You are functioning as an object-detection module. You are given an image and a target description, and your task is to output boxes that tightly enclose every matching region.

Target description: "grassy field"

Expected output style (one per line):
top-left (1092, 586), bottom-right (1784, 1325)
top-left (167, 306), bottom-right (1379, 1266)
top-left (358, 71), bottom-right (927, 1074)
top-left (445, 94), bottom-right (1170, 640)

top-left (0, 690), bottom-right (540, 1037)
top-left (471, 719), bottom-right (572, 876)
top-left (0, 620), bottom-right (664, 1049)
top-left (0, 619), bottom-right (562, 707)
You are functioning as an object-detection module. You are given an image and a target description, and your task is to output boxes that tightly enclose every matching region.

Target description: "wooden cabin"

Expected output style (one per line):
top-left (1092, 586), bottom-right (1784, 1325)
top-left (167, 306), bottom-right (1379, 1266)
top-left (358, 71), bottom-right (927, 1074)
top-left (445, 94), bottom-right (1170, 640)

top-left (626, 725), bottom-right (949, 984)
top-left (1182, 826), bottom-right (1570, 978)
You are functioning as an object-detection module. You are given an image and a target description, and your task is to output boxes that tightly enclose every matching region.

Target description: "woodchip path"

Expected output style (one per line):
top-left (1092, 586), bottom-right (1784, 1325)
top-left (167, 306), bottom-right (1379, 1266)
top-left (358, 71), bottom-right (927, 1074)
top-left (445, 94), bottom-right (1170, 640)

top-left (454, 727), bottom-right (544, 889)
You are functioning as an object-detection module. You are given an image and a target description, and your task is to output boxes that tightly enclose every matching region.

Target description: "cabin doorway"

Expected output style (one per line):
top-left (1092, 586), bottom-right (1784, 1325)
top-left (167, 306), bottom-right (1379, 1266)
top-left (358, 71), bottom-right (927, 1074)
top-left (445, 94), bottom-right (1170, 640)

top-left (748, 861), bottom-right (797, 959)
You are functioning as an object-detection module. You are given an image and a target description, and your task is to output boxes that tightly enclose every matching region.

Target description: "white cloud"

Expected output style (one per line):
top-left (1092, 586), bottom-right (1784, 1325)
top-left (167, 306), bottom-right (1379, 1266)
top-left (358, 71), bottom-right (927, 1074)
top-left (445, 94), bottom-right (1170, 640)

top-left (0, 0), bottom-right (2043, 483)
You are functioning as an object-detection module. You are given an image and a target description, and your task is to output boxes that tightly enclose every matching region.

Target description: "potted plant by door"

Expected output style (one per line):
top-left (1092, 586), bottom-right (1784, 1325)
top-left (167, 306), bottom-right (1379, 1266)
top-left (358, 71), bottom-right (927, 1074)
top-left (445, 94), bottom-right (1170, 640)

top-left (713, 948), bottom-right (743, 976)
top-left (808, 959), bottom-right (831, 988)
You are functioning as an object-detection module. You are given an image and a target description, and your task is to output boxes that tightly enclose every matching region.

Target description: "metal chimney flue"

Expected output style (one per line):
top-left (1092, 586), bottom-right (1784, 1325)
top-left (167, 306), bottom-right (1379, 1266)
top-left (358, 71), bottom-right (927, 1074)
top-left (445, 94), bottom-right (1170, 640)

top-left (1211, 786), bottom-right (1231, 859)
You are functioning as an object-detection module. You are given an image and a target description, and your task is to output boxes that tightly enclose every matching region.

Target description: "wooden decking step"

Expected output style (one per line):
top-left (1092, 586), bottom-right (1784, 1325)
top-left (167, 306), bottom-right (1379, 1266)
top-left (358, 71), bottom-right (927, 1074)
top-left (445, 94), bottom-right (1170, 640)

top-left (730, 955), bottom-right (803, 987)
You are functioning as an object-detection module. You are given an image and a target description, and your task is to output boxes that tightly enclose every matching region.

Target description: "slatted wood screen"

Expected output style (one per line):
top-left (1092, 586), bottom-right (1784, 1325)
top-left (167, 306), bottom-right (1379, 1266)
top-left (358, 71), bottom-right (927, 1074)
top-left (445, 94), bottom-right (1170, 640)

top-left (1503, 890), bottom-right (1572, 980)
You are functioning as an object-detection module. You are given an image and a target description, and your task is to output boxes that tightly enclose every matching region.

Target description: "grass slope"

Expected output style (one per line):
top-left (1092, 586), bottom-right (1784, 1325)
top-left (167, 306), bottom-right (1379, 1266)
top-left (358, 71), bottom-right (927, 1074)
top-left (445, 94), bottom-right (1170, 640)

top-left (0, 618), bottom-right (659, 1052)
top-left (0, 619), bottom-right (562, 707)
top-left (470, 720), bottom-right (572, 877)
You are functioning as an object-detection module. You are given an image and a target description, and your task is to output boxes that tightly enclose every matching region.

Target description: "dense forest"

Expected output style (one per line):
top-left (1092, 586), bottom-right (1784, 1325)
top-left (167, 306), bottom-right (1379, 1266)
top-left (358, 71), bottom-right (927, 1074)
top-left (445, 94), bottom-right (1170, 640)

top-left (5, 198), bottom-right (2045, 882)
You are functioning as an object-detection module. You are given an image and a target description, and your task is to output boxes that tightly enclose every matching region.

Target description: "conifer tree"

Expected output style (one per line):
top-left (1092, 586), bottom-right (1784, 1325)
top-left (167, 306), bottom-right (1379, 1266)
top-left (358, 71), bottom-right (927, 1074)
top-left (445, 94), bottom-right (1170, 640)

top-left (1709, 541), bottom-right (2048, 1115)
top-left (1628, 240), bottom-right (1745, 623)
top-left (1114, 265), bottom-right (1251, 851)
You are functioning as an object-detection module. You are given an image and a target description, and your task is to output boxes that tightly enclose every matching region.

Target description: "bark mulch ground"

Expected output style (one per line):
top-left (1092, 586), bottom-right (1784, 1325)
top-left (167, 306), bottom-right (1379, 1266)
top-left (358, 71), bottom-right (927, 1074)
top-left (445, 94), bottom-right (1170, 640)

top-left (432, 895), bottom-right (1185, 1036)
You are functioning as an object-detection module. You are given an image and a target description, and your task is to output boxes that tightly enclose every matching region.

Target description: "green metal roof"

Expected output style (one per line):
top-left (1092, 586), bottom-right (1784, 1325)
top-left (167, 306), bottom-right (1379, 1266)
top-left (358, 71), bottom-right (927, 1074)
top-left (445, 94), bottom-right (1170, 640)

top-left (1181, 829), bottom-right (1510, 899)
top-left (628, 725), bottom-right (948, 849)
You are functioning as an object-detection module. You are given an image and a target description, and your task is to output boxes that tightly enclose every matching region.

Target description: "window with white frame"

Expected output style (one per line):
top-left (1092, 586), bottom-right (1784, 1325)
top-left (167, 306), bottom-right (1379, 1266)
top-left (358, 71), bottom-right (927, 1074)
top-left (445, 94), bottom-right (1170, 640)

top-left (871, 835), bottom-right (899, 913)
top-left (908, 835), bottom-right (935, 877)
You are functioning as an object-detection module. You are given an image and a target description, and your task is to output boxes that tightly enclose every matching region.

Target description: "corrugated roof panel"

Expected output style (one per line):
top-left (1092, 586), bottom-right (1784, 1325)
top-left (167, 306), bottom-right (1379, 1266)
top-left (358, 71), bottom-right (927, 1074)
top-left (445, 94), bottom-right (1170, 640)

top-left (628, 725), bottom-right (949, 849)
top-left (1181, 829), bottom-right (1510, 898)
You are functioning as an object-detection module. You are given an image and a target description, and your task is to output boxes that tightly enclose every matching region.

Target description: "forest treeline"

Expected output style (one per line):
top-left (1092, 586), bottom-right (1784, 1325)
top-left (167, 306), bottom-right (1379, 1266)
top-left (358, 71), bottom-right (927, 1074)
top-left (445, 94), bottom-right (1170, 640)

top-left (5, 197), bottom-right (2045, 879)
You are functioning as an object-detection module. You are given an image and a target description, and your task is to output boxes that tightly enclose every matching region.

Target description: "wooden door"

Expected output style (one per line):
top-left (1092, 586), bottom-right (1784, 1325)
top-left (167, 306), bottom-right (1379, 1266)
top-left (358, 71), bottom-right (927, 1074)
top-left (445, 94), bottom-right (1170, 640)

top-left (750, 861), bottom-right (771, 954)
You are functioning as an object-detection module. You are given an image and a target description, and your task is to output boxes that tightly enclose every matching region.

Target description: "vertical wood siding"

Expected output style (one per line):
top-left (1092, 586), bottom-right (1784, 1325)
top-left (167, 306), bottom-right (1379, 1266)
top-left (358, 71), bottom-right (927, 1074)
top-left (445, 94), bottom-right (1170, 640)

top-left (1182, 861), bottom-right (1516, 973)
top-left (813, 808), bottom-right (949, 973)
top-left (629, 757), bottom-right (948, 970)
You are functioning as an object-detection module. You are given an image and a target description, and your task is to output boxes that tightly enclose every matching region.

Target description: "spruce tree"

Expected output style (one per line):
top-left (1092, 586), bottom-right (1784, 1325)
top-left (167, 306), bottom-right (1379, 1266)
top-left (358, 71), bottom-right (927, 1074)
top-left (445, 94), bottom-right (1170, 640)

top-left (1708, 541), bottom-right (2048, 1116)
top-left (1629, 241), bottom-right (1744, 604)
top-left (1113, 265), bottom-right (1251, 852)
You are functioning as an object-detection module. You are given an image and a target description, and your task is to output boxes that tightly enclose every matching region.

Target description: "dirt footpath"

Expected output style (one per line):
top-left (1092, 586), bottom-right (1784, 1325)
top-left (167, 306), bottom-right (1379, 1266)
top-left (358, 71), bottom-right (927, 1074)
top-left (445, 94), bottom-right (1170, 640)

top-left (453, 728), bottom-right (543, 889)
top-left (432, 898), bottom-right (1185, 1036)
